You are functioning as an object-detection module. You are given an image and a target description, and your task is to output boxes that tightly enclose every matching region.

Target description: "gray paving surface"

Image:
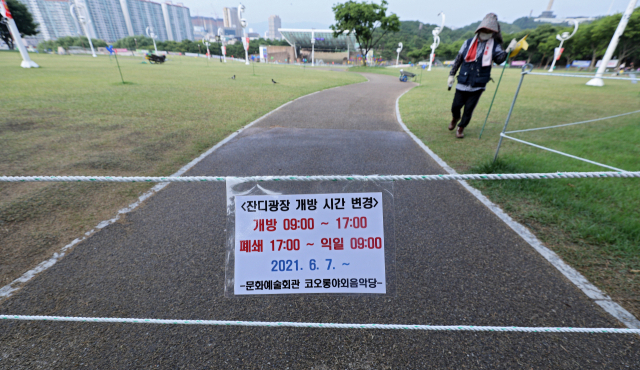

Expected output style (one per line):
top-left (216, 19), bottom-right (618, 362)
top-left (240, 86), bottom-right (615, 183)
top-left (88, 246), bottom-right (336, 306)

top-left (1, 73), bottom-right (638, 369)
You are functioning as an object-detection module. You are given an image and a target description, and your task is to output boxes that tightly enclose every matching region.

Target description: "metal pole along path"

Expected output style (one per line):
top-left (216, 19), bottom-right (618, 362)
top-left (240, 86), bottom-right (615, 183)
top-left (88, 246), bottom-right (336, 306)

top-left (1, 0), bottom-right (39, 68)
top-left (113, 50), bottom-right (125, 84)
top-left (493, 64), bottom-right (532, 163)
top-left (479, 55), bottom-right (509, 139)
top-left (311, 29), bottom-right (315, 67)
top-left (238, 3), bottom-right (249, 65)
top-left (587, 0), bottom-right (638, 86)
top-left (427, 13), bottom-right (444, 72)
top-left (548, 20), bottom-right (579, 73)
top-left (70, 0), bottom-right (96, 58)
top-left (146, 27), bottom-right (158, 55)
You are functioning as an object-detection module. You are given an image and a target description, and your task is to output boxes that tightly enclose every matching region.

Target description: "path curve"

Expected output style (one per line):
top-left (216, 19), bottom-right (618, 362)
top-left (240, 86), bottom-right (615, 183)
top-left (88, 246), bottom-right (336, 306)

top-left (1, 72), bottom-right (638, 368)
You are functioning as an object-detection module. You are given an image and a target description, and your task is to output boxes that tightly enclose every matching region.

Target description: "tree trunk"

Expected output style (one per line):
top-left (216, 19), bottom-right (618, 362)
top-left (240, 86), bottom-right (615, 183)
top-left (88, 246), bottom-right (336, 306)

top-left (565, 55), bottom-right (573, 68)
top-left (616, 42), bottom-right (637, 69)
top-left (589, 48), bottom-right (597, 71)
top-left (616, 43), bottom-right (627, 68)
top-left (537, 53), bottom-right (545, 69)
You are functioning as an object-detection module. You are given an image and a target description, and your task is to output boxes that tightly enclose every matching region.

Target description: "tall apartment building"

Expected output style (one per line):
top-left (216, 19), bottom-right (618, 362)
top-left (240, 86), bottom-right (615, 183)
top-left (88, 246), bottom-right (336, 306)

top-left (161, 1), bottom-right (192, 41)
top-left (17, 0), bottom-right (194, 44)
top-left (83, 0), bottom-right (129, 42)
top-left (17, 0), bottom-right (78, 44)
top-left (120, 0), bottom-right (167, 41)
top-left (268, 15), bottom-right (281, 40)
top-left (191, 15), bottom-right (223, 40)
top-left (222, 6), bottom-right (241, 35)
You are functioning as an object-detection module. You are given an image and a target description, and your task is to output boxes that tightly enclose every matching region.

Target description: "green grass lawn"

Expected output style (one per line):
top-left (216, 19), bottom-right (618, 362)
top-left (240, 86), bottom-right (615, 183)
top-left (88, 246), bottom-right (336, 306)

top-left (394, 66), bottom-right (640, 317)
top-left (0, 51), bottom-right (364, 288)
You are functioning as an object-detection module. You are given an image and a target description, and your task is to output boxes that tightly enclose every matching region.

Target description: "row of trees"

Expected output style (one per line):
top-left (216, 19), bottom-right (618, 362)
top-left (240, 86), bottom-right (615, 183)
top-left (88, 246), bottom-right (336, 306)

top-left (328, 0), bottom-right (639, 68)
top-left (36, 34), bottom-right (289, 59)
top-left (406, 9), bottom-right (640, 69)
top-left (372, 19), bottom-right (538, 62)
top-left (111, 36), bottom-right (289, 57)
top-left (37, 36), bottom-right (107, 51)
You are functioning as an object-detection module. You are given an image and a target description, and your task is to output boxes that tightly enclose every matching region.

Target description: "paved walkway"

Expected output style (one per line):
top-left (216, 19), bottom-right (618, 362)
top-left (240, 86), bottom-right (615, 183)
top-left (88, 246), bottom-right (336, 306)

top-left (1, 73), bottom-right (638, 368)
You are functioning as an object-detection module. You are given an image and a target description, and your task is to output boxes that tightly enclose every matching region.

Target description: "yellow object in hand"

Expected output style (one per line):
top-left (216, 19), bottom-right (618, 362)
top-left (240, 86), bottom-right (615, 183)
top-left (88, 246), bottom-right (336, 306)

top-left (509, 35), bottom-right (529, 58)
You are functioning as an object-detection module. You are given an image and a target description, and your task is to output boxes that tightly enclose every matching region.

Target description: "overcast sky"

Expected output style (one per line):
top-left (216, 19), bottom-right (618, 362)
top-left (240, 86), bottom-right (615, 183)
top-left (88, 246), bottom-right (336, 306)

top-left (183, 0), bottom-right (634, 29)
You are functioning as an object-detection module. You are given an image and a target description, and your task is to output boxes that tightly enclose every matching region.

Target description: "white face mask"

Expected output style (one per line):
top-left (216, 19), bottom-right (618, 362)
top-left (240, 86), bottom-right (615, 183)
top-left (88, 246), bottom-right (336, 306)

top-left (478, 32), bottom-right (492, 41)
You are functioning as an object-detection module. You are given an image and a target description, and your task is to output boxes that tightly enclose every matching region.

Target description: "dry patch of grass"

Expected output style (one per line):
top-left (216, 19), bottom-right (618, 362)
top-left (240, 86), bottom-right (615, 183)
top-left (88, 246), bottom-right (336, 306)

top-left (0, 52), bottom-right (364, 289)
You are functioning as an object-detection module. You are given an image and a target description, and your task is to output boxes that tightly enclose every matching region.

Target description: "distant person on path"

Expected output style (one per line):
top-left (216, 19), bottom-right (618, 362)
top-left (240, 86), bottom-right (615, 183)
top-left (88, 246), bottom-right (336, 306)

top-left (447, 13), bottom-right (517, 138)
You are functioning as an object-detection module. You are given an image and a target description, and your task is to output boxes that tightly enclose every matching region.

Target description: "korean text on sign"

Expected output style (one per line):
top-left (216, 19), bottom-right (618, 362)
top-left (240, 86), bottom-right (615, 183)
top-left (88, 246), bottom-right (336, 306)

top-left (234, 192), bottom-right (385, 295)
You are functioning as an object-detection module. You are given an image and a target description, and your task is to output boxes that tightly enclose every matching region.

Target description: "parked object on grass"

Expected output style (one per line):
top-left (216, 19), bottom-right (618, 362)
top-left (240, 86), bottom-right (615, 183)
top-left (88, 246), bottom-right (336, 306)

top-left (145, 53), bottom-right (166, 64)
top-left (399, 69), bottom-right (415, 82)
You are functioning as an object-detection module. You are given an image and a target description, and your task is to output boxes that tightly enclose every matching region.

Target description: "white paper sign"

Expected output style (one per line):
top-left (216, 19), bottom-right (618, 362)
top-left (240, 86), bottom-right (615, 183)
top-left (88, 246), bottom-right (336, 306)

top-left (234, 192), bottom-right (385, 295)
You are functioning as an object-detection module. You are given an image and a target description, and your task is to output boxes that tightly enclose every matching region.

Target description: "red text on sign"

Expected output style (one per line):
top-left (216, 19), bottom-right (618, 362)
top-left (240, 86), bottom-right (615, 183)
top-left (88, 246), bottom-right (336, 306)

top-left (254, 219), bottom-right (277, 232)
top-left (321, 237), bottom-right (344, 250)
top-left (270, 239), bottom-right (301, 251)
top-left (336, 217), bottom-right (367, 229)
top-left (240, 240), bottom-right (264, 253)
top-left (283, 218), bottom-right (314, 230)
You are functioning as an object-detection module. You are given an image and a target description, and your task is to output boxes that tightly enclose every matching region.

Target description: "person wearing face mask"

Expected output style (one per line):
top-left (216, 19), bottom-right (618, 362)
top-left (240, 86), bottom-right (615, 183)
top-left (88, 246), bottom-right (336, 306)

top-left (447, 13), bottom-right (517, 138)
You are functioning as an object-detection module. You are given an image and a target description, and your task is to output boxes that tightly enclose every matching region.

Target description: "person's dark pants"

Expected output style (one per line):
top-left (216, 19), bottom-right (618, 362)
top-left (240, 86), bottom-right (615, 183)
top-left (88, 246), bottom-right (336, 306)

top-left (451, 89), bottom-right (484, 128)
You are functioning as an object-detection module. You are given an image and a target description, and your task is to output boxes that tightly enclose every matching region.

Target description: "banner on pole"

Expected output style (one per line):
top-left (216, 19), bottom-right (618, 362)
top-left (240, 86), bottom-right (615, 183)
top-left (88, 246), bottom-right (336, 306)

top-left (0, 0), bottom-right (13, 19)
top-left (554, 47), bottom-right (565, 61)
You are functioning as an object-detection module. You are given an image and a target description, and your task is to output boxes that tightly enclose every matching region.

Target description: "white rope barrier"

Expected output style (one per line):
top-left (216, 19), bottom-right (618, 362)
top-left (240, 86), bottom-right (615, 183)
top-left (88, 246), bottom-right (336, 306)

top-left (526, 72), bottom-right (638, 81)
top-left (1, 314), bottom-right (638, 333)
top-left (499, 135), bottom-right (626, 172)
top-left (506, 109), bottom-right (640, 134)
top-left (1, 172), bottom-right (638, 184)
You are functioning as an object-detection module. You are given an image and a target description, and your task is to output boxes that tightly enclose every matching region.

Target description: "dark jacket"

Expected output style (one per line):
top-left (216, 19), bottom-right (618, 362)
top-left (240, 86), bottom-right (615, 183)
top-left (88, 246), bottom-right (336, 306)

top-left (449, 37), bottom-right (507, 88)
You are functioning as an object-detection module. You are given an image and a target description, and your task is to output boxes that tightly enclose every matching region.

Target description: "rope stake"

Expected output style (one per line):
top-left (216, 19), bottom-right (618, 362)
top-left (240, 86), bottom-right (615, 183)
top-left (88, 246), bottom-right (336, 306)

top-left (1, 314), bottom-right (638, 333)
top-left (0, 172), bottom-right (638, 183)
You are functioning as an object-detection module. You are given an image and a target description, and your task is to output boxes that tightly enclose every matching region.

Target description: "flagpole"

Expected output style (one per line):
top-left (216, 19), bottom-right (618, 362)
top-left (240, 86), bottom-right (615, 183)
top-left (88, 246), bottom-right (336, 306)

top-left (1, 0), bottom-right (39, 68)
top-left (478, 54), bottom-right (508, 139)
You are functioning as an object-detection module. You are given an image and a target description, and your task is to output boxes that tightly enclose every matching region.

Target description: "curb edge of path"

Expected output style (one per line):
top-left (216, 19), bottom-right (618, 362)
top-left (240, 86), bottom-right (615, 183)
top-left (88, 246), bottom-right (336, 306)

top-left (393, 87), bottom-right (640, 329)
top-left (0, 76), bottom-right (370, 301)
